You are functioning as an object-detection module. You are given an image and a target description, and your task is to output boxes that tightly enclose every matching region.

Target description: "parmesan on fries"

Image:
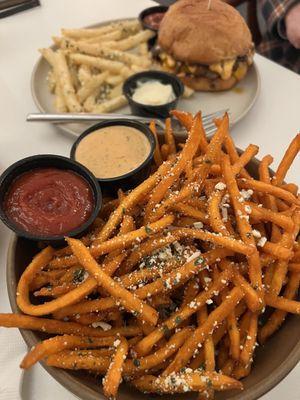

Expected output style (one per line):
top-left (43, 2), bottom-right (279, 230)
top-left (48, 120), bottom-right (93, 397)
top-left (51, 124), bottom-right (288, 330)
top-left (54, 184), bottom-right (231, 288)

top-left (40, 19), bottom-right (155, 114)
top-left (0, 112), bottom-right (299, 399)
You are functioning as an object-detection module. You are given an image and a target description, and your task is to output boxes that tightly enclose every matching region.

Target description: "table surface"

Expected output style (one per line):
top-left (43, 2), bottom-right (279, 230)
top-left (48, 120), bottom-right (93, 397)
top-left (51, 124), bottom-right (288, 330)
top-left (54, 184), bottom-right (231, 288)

top-left (0, 0), bottom-right (299, 399)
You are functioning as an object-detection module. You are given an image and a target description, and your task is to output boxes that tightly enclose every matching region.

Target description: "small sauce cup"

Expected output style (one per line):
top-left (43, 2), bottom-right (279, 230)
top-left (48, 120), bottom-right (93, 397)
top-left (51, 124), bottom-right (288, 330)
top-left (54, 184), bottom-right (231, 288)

top-left (139, 5), bottom-right (168, 32)
top-left (70, 119), bottom-right (155, 194)
top-left (123, 70), bottom-right (184, 118)
top-left (0, 155), bottom-right (102, 245)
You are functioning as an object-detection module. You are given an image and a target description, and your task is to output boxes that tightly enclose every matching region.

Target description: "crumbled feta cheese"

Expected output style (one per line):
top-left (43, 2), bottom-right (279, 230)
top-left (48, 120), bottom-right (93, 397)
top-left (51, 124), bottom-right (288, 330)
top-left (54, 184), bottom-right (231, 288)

top-left (221, 206), bottom-right (228, 222)
top-left (91, 321), bottom-right (112, 331)
top-left (252, 229), bottom-right (261, 238)
top-left (244, 205), bottom-right (252, 214)
top-left (240, 189), bottom-right (253, 200)
top-left (257, 237), bottom-right (267, 247)
top-left (193, 221), bottom-right (203, 229)
top-left (186, 251), bottom-right (201, 263)
top-left (215, 182), bottom-right (226, 191)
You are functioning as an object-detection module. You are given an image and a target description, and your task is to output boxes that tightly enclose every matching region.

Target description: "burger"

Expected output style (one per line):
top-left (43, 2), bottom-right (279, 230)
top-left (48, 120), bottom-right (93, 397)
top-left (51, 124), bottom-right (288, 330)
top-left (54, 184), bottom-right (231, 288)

top-left (157, 0), bottom-right (254, 91)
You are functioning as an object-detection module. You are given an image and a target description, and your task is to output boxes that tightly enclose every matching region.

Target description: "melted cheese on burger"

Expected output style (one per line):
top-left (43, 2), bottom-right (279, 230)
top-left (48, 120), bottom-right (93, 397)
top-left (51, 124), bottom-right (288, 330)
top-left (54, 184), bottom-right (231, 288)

top-left (209, 59), bottom-right (236, 81)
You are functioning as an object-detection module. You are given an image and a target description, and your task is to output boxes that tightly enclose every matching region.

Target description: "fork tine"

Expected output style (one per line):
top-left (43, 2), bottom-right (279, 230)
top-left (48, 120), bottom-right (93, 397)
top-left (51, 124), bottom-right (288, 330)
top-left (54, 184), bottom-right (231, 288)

top-left (201, 109), bottom-right (229, 121)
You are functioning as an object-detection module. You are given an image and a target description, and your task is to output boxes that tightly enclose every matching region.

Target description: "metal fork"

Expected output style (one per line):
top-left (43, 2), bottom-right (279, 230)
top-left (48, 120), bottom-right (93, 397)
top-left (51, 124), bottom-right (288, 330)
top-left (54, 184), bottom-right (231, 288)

top-left (26, 109), bottom-right (229, 137)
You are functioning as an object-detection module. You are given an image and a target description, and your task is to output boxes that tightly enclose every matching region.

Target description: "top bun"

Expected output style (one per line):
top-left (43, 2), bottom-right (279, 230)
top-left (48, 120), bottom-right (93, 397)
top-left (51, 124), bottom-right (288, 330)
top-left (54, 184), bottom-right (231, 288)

top-left (158, 0), bottom-right (253, 65)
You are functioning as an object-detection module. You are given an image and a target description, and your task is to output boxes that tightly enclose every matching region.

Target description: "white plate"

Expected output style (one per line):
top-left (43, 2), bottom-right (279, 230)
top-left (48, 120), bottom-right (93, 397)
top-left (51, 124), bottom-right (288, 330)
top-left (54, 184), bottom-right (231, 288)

top-left (31, 18), bottom-right (261, 138)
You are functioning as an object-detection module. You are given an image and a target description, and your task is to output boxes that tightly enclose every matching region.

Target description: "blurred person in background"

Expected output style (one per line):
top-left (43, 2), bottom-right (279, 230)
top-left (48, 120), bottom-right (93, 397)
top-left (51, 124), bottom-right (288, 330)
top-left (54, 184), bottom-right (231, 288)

top-left (258, 0), bottom-right (300, 73)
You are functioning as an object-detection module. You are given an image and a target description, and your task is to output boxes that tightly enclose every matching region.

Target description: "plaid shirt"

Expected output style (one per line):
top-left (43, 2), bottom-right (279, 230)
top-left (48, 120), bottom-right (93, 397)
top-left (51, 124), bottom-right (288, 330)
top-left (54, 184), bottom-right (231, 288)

top-left (257, 0), bottom-right (300, 73)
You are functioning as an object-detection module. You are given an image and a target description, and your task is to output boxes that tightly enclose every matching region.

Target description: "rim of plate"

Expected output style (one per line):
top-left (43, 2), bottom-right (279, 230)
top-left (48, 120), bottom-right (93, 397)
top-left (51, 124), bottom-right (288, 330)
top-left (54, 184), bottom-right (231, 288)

top-left (30, 18), bottom-right (261, 138)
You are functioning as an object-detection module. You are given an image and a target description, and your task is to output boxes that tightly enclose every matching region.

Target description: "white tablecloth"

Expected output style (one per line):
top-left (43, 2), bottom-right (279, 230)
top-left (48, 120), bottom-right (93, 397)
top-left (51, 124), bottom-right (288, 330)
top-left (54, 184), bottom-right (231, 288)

top-left (0, 0), bottom-right (299, 399)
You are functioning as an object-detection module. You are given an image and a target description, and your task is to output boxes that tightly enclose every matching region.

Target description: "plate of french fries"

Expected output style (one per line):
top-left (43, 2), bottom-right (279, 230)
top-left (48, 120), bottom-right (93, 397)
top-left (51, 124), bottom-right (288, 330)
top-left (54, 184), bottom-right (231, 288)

top-left (3, 110), bottom-right (300, 400)
top-left (32, 18), bottom-right (260, 137)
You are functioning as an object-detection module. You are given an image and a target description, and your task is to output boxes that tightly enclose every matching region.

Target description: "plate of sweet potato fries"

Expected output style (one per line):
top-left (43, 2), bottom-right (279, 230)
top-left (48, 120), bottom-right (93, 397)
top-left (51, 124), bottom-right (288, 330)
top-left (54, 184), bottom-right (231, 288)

top-left (2, 110), bottom-right (300, 400)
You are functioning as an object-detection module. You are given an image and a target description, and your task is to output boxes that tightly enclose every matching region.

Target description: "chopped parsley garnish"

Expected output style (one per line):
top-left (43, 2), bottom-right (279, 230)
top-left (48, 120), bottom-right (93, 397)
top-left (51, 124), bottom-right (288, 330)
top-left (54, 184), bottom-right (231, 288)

top-left (145, 226), bottom-right (153, 235)
top-left (198, 363), bottom-right (205, 371)
top-left (207, 379), bottom-right (213, 388)
top-left (72, 268), bottom-right (85, 284)
top-left (194, 256), bottom-right (205, 266)
top-left (175, 316), bottom-right (182, 325)
top-left (133, 359), bottom-right (140, 367)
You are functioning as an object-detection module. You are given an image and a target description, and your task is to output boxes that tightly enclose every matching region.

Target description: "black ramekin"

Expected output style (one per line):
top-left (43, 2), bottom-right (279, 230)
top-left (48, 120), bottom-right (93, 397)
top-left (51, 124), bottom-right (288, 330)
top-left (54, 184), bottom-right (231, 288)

top-left (70, 119), bottom-right (156, 195)
top-left (138, 5), bottom-right (168, 32)
top-left (123, 70), bottom-right (184, 118)
top-left (0, 155), bottom-right (102, 245)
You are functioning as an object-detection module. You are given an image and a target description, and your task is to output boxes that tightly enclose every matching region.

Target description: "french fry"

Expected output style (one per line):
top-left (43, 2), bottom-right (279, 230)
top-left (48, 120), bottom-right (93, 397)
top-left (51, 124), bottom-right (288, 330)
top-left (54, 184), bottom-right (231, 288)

top-left (160, 143), bottom-right (170, 160)
top-left (132, 371), bottom-right (243, 394)
top-left (258, 272), bottom-right (300, 343)
top-left (198, 306), bottom-right (216, 370)
top-left (280, 183), bottom-right (299, 195)
top-left (149, 120), bottom-right (163, 167)
top-left (272, 134), bottom-right (300, 186)
top-left (46, 352), bottom-right (110, 372)
top-left (49, 214), bottom-right (174, 269)
top-left (108, 29), bottom-right (155, 51)
top-left (265, 293), bottom-right (300, 314)
top-left (145, 113), bottom-right (202, 221)
top-left (164, 118), bottom-right (176, 154)
top-left (238, 178), bottom-right (300, 205)
top-left (103, 337), bottom-right (128, 399)
top-left (21, 335), bottom-right (116, 369)
top-left (69, 52), bottom-right (125, 73)
top-left (77, 71), bottom-right (108, 102)
top-left (39, 48), bottom-right (67, 111)
top-left (239, 312), bottom-right (258, 366)
top-left (134, 268), bottom-right (233, 357)
top-left (231, 144), bottom-right (259, 175)
top-left (170, 228), bottom-right (254, 256)
top-left (61, 20), bottom-right (141, 39)
top-left (0, 313), bottom-right (141, 337)
top-left (118, 232), bottom-right (178, 275)
top-left (163, 287), bottom-right (244, 374)
top-left (172, 202), bottom-right (207, 222)
top-left (67, 238), bottom-right (159, 325)
top-left (55, 50), bottom-right (82, 112)
top-left (208, 188), bottom-right (230, 236)
top-left (152, 113), bottom-right (229, 220)
top-left (223, 131), bottom-right (251, 179)
top-left (90, 95), bottom-right (128, 113)
top-left (221, 154), bottom-right (264, 300)
top-left (126, 327), bottom-right (191, 373)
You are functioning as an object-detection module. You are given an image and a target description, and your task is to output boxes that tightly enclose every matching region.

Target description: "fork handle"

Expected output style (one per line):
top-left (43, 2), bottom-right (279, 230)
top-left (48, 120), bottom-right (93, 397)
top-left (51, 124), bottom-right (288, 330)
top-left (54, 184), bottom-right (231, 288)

top-left (26, 113), bottom-right (155, 124)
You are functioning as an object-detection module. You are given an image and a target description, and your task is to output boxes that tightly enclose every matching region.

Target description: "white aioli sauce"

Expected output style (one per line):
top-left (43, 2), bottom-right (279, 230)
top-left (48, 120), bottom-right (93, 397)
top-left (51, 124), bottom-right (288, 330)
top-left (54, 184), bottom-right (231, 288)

top-left (132, 79), bottom-right (175, 105)
top-left (75, 126), bottom-right (151, 179)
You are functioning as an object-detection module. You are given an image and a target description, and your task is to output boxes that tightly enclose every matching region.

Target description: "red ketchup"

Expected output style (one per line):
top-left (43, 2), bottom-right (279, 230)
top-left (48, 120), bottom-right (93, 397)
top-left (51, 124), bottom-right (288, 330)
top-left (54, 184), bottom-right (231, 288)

top-left (143, 12), bottom-right (165, 30)
top-left (4, 168), bottom-right (94, 236)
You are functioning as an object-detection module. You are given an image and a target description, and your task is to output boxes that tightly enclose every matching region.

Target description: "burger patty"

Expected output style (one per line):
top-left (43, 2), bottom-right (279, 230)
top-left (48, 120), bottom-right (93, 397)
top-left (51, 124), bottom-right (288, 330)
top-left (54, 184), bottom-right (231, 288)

top-left (157, 50), bottom-right (254, 82)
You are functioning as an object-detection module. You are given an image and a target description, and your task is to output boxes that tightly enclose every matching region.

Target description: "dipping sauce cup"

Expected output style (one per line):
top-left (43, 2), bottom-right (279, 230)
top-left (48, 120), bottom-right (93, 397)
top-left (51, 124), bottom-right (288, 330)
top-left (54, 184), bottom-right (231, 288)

top-left (0, 155), bottom-right (102, 245)
top-left (139, 5), bottom-right (168, 32)
top-left (71, 119), bottom-right (155, 194)
top-left (123, 70), bottom-right (184, 118)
